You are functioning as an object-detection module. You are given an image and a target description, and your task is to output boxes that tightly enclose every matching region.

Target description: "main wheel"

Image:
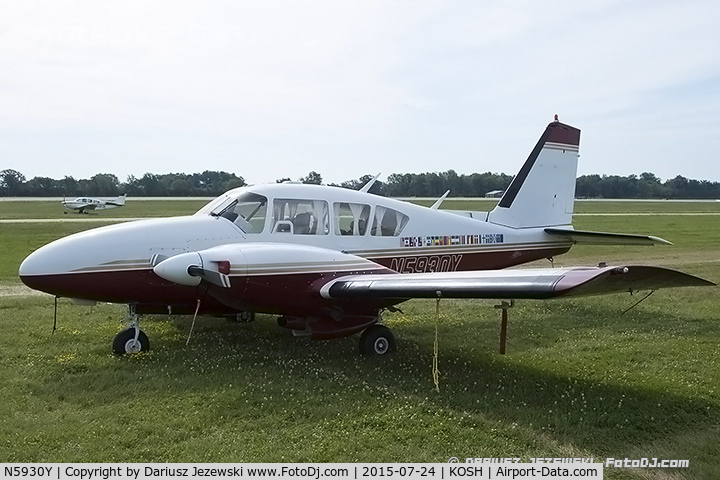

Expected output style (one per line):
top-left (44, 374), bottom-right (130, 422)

top-left (226, 311), bottom-right (255, 323)
top-left (359, 325), bottom-right (396, 355)
top-left (112, 328), bottom-right (150, 355)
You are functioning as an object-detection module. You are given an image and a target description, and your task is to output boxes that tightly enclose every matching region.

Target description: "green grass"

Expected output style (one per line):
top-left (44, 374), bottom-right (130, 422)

top-left (1, 199), bottom-right (719, 479)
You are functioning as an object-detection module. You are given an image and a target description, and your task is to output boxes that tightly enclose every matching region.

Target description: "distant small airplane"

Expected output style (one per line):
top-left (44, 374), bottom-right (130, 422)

top-left (62, 194), bottom-right (127, 214)
top-left (21, 119), bottom-right (714, 356)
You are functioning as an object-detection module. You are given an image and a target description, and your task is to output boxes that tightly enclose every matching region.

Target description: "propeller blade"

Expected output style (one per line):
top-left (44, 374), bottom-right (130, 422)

top-left (187, 265), bottom-right (231, 288)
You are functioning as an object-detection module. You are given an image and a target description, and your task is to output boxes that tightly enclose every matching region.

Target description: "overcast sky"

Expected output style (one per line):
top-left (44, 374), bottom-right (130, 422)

top-left (2, 0), bottom-right (719, 186)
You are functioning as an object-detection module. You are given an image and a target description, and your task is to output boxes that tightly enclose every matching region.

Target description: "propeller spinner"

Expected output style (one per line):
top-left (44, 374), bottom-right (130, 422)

top-left (153, 252), bottom-right (231, 288)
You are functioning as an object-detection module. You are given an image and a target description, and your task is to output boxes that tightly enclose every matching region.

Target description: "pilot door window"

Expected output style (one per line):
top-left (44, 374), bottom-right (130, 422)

top-left (272, 199), bottom-right (329, 235)
top-left (334, 202), bottom-right (370, 236)
top-left (218, 192), bottom-right (268, 234)
top-left (371, 206), bottom-right (409, 237)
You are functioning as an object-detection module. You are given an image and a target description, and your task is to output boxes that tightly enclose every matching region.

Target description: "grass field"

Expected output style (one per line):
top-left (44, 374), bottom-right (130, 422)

top-left (1, 199), bottom-right (719, 479)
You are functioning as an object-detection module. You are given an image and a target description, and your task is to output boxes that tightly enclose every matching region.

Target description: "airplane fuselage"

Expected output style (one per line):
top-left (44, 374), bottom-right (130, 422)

top-left (22, 183), bottom-right (572, 319)
top-left (21, 120), bottom-right (593, 346)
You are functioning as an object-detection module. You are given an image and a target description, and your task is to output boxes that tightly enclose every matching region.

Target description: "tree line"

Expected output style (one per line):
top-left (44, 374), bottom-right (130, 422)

top-left (1, 168), bottom-right (719, 199)
top-left (0, 170), bottom-right (246, 198)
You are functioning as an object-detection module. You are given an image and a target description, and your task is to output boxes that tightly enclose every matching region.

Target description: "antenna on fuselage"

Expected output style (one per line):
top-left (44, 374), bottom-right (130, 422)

top-left (359, 173), bottom-right (381, 193)
top-left (431, 190), bottom-right (450, 210)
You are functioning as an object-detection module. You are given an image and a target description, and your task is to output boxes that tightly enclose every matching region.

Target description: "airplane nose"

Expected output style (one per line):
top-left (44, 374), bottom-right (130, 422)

top-left (19, 216), bottom-right (244, 300)
top-left (19, 242), bottom-right (68, 293)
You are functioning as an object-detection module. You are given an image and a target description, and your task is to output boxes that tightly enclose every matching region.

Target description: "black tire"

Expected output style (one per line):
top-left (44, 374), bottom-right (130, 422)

top-left (227, 311), bottom-right (255, 323)
top-left (112, 328), bottom-right (150, 355)
top-left (359, 325), bottom-right (396, 355)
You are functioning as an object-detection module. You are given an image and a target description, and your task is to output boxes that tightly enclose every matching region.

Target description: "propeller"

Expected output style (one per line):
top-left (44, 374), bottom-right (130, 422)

top-left (153, 253), bottom-right (231, 288)
top-left (188, 263), bottom-right (231, 288)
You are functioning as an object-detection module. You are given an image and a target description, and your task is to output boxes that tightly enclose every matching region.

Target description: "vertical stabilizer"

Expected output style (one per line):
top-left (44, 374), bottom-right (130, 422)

top-left (113, 194), bottom-right (127, 206)
top-left (487, 120), bottom-right (580, 228)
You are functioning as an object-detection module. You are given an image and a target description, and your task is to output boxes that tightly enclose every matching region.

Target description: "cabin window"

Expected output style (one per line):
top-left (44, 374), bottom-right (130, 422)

top-left (217, 192), bottom-right (268, 234)
top-left (272, 199), bottom-right (329, 235)
top-left (371, 206), bottom-right (409, 237)
top-left (334, 202), bottom-right (370, 236)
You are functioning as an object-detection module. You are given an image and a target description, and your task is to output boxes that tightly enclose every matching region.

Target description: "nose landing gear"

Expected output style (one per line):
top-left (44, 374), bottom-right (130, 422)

top-left (113, 306), bottom-right (150, 355)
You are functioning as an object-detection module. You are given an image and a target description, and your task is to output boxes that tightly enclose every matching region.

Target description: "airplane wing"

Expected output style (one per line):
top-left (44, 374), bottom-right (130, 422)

top-left (320, 265), bottom-right (714, 300)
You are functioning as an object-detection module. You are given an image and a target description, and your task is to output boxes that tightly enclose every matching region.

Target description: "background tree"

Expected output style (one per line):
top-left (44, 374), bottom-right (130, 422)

top-left (0, 169), bottom-right (26, 196)
top-left (300, 171), bottom-right (323, 185)
top-left (338, 174), bottom-right (385, 195)
top-left (24, 177), bottom-right (60, 196)
top-left (2, 168), bottom-right (720, 199)
top-left (384, 173), bottom-right (412, 197)
top-left (87, 174), bottom-right (121, 196)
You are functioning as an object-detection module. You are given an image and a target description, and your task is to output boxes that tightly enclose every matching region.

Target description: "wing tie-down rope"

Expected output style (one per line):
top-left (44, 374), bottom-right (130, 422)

top-left (186, 298), bottom-right (202, 346)
top-left (622, 290), bottom-right (655, 315)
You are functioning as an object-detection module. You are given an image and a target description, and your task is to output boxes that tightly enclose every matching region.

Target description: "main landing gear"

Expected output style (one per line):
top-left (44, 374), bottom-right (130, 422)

top-left (226, 311), bottom-right (256, 323)
top-left (359, 324), bottom-right (396, 356)
top-left (113, 306), bottom-right (150, 355)
top-left (109, 306), bottom-right (396, 356)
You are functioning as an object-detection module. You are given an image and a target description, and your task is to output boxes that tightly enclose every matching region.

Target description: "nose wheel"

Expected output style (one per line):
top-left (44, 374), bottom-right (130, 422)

top-left (113, 327), bottom-right (150, 354)
top-left (113, 307), bottom-right (150, 355)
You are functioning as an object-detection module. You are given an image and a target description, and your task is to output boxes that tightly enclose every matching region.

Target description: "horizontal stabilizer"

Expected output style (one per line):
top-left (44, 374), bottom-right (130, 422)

top-left (545, 228), bottom-right (672, 245)
top-left (322, 265), bottom-right (713, 300)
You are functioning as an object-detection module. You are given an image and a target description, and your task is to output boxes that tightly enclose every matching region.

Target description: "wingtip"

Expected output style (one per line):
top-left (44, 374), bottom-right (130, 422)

top-left (649, 236), bottom-right (673, 246)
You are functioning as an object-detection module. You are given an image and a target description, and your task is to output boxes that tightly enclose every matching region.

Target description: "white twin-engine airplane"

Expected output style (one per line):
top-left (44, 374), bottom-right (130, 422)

top-left (20, 120), bottom-right (714, 356)
top-left (62, 194), bottom-right (127, 214)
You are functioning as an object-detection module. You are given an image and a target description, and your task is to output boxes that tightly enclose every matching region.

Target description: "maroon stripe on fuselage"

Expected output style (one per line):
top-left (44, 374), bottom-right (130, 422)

top-left (20, 267), bottom-right (398, 318)
top-left (20, 270), bottom-right (231, 314)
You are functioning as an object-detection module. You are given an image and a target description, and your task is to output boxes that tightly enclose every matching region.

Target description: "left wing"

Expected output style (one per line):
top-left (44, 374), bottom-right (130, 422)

top-left (320, 265), bottom-right (714, 300)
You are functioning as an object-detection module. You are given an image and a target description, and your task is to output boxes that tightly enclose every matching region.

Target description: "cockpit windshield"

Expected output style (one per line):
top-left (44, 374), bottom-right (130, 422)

top-left (196, 192), bottom-right (268, 234)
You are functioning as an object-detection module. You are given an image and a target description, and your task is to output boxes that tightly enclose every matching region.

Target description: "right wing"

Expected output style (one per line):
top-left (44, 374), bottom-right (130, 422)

top-left (321, 265), bottom-right (714, 300)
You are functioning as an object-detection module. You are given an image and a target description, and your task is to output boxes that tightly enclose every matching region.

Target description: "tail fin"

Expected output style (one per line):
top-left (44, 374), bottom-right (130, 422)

top-left (113, 194), bottom-right (127, 206)
top-left (488, 120), bottom-right (580, 228)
